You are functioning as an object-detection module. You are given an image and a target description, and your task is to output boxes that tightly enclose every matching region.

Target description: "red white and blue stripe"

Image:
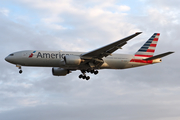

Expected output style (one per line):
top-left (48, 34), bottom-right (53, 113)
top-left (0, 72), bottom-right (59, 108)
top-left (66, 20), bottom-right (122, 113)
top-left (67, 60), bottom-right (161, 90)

top-left (130, 33), bottom-right (160, 64)
top-left (135, 33), bottom-right (160, 57)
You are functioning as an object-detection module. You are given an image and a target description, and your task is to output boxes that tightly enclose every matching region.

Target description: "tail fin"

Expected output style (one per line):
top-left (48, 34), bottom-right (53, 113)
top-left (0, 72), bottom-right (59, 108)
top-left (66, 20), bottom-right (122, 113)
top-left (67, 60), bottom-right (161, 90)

top-left (135, 33), bottom-right (160, 58)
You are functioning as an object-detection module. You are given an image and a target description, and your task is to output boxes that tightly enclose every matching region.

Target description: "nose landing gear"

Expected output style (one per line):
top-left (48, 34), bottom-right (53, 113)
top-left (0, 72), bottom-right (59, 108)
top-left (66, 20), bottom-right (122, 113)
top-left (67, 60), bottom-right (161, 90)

top-left (16, 65), bottom-right (23, 74)
top-left (19, 70), bottom-right (23, 74)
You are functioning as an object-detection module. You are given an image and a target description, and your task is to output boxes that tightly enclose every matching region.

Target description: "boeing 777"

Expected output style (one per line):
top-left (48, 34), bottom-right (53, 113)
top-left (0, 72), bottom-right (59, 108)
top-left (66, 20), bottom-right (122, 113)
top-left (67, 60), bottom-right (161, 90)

top-left (5, 32), bottom-right (174, 80)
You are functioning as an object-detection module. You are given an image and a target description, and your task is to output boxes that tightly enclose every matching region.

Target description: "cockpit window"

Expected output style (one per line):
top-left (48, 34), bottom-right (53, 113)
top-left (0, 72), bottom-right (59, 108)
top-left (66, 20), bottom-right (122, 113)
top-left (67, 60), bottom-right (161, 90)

top-left (9, 54), bottom-right (14, 56)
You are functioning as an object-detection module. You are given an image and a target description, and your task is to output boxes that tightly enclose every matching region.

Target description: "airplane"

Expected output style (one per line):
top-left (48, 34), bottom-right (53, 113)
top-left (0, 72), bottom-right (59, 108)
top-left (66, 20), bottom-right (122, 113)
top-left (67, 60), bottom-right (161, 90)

top-left (5, 32), bottom-right (174, 80)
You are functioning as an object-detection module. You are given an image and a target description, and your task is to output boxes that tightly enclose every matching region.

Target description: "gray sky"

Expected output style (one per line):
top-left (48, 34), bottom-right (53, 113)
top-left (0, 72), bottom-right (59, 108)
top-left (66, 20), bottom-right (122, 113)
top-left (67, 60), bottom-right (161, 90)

top-left (0, 0), bottom-right (179, 120)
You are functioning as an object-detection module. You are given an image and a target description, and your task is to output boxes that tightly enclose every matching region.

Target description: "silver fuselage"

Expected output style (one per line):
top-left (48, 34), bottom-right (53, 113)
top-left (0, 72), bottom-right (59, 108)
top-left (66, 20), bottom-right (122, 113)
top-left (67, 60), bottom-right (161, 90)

top-left (5, 50), bottom-right (161, 70)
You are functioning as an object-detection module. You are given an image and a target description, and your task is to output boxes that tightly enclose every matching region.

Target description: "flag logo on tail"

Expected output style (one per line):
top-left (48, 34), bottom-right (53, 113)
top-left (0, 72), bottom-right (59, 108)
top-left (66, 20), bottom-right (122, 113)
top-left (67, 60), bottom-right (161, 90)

top-left (135, 33), bottom-right (160, 58)
top-left (130, 33), bottom-right (160, 64)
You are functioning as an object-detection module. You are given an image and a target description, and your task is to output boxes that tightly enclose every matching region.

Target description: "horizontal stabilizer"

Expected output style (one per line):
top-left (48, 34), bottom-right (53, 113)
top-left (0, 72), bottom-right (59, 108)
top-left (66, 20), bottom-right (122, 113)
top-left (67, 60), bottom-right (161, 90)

top-left (143, 52), bottom-right (174, 60)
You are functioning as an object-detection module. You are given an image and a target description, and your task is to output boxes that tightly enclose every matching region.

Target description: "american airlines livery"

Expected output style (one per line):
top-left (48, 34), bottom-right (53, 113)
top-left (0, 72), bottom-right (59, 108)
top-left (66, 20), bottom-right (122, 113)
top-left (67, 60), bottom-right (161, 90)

top-left (5, 32), bottom-right (174, 80)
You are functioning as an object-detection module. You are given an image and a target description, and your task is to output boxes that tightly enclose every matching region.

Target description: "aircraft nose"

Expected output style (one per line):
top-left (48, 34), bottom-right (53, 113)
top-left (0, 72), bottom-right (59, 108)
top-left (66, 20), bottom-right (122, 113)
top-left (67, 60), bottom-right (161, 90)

top-left (5, 56), bottom-right (10, 62)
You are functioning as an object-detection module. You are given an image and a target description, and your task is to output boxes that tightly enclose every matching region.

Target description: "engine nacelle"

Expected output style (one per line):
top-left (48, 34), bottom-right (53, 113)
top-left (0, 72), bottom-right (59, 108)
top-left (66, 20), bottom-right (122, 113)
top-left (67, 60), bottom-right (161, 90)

top-left (64, 55), bottom-right (82, 65)
top-left (52, 67), bottom-right (70, 76)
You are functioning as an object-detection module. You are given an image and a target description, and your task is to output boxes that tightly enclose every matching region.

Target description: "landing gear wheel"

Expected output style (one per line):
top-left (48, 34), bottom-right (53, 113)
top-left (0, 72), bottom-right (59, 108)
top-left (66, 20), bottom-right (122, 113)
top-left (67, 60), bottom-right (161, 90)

top-left (94, 71), bottom-right (98, 75)
top-left (83, 76), bottom-right (86, 79)
top-left (79, 74), bottom-right (83, 78)
top-left (90, 70), bottom-right (94, 74)
top-left (19, 70), bottom-right (23, 74)
top-left (86, 76), bottom-right (90, 80)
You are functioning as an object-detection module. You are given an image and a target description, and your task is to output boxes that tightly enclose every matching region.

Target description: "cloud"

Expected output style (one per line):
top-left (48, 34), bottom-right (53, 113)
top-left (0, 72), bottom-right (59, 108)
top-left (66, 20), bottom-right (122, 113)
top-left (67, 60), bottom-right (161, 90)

top-left (1, 104), bottom-right (180, 120)
top-left (0, 8), bottom-right (9, 16)
top-left (118, 5), bottom-right (131, 11)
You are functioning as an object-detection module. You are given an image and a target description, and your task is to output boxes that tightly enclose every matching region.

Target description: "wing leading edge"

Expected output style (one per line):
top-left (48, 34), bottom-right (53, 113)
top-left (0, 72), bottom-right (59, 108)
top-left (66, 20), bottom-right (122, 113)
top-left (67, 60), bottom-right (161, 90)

top-left (81, 32), bottom-right (142, 59)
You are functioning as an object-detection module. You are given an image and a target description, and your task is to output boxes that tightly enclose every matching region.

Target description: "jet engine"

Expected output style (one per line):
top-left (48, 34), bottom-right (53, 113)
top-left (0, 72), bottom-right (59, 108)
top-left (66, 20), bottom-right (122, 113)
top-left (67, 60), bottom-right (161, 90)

top-left (64, 55), bottom-right (82, 65)
top-left (52, 67), bottom-right (70, 76)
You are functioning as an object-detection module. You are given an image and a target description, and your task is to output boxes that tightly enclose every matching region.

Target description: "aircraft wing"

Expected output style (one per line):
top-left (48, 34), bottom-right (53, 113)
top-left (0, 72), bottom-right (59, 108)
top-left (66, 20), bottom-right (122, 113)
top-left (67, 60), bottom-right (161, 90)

top-left (81, 32), bottom-right (142, 59)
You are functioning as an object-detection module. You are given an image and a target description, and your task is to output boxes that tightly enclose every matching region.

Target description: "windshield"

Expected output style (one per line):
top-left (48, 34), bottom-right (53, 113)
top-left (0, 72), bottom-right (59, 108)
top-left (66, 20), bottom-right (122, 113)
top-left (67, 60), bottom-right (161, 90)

top-left (9, 54), bottom-right (14, 56)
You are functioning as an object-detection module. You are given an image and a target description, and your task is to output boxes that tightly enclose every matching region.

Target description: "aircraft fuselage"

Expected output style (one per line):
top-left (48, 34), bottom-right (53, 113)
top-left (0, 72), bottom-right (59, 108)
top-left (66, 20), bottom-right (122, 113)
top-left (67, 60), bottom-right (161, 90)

top-left (5, 50), bottom-right (160, 70)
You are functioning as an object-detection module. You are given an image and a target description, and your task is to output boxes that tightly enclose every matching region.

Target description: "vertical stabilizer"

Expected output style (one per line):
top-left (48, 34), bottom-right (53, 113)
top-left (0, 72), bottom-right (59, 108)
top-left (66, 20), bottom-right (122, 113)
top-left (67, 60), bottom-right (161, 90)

top-left (135, 33), bottom-right (160, 58)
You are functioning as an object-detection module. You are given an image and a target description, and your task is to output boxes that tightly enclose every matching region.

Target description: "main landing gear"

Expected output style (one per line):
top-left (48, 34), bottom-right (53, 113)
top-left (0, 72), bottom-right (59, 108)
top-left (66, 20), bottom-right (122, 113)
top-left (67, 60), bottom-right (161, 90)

top-left (79, 70), bottom-right (99, 80)
top-left (16, 65), bottom-right (23, 74)
top-left (79, 74), bottom-right (90, 80)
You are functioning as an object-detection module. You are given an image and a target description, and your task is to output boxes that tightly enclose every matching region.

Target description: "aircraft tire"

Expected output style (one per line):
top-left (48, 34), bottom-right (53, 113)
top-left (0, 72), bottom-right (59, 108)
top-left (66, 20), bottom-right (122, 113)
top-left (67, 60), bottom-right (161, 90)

top-left (90, 70), bottom-right (94, 74)
top-left (86, 76), bottom-right (90, 80)
top-left (19, 70), bottom-right (22, 74)
top-left (83, 76), bottom-right (86, 79)
top-left (79, 74), bottom-right (83, 78)
top-left (94, 71), bottom-right (98, 75)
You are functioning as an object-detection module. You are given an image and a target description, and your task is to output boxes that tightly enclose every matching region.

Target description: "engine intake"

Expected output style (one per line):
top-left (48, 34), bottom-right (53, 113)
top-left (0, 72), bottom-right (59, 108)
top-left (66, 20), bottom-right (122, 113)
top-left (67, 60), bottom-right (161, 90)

top-left (52, 67), bottom-right (70, 76)
top-left (64, 55), bottom-right (82, 65)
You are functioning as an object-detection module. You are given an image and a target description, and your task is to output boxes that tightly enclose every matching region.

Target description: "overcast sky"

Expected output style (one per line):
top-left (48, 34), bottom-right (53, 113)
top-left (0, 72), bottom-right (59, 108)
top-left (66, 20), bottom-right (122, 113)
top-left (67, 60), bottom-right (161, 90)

top-left (0, 0), bottom-right (179, 120)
